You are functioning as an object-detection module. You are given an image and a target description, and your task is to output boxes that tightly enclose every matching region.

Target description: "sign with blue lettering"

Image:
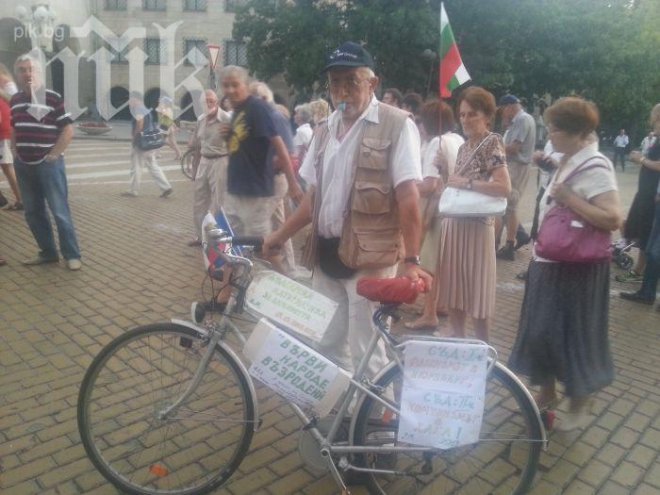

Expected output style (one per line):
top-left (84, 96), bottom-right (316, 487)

top-left (246, 270), bottom-right (338, 342)
top-left (244, 319), bottom-right (350, 416)
top-left (398, 341), bottom-right (489, 449)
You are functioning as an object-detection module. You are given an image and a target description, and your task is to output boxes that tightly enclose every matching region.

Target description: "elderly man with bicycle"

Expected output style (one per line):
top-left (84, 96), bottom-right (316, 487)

top-left (264, 42), bottom-right (431, 376)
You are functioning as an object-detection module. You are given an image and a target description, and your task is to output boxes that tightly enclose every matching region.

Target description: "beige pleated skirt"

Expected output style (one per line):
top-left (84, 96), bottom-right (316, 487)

top-left (436, 216), bottom-right (496, 320)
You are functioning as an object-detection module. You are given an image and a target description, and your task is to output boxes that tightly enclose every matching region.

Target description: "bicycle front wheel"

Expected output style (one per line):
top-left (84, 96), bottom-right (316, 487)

top-left (77, 323), bottom-right (255, 495)
top-left (353, 361), bottom-right (543, 495)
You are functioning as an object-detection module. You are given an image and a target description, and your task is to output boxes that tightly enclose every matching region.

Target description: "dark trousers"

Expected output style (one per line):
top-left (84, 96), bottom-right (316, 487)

top-left (613, 147), bottom-right (627, 170)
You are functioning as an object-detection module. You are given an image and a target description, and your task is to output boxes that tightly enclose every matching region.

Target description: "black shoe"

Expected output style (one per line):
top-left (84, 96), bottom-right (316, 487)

top-left (515, 229), bottom-right (531, 250)
top-left (496, 242), bottom-right (515, 261)
top-left (191, 300), bottom-right (227, 323)
top-left (160, 188), bottom-right (173, 198)
top-left (619, 291), bottom-right (654, 305)
top-left (0, 192), bottom-right (8, 209)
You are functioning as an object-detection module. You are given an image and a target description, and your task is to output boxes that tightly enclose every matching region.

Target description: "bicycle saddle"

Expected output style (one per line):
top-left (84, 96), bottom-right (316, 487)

top-left (357, 277), bottom-right (427, 305)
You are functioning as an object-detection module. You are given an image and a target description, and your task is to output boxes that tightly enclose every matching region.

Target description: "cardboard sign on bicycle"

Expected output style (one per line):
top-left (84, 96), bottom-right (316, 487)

top-left (246, 270), bottom-right (338, 342)
top-left (244, 319), bottom-right (350, 416)
top-left (398, 340), bottom-right (489, 449)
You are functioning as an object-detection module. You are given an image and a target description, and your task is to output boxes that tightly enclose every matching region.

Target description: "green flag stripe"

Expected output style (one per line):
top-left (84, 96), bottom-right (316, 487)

top-left (440, 24), bottom-right (456, 59)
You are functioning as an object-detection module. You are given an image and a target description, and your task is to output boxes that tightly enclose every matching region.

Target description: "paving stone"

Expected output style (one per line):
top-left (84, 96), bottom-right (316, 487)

top-left (1, 154), bottom-right (657, 494)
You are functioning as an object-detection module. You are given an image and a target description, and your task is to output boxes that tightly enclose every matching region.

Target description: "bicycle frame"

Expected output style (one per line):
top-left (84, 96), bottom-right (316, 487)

top-left (168, 233), bottom-right (547, 492)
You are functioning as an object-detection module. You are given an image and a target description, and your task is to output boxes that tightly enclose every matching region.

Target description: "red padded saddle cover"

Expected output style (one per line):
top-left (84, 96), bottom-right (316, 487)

top-left (357, 277), bottom-right (427, 304)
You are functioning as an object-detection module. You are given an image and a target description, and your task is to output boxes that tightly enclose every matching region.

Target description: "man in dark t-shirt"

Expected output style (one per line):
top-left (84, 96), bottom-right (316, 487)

top-left (220, 65), bottom-right (302, 237)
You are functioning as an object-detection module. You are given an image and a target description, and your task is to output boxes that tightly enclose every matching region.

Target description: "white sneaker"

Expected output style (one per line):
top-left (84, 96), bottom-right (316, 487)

top-left (67, 259), bottom-right (82, 271)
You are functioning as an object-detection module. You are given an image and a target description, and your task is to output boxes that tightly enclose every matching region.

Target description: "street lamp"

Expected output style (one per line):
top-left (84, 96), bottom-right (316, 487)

top-left (422, 49), bottom-right (438, 98)
top-left (207, 43), bottom-right (221, 90)
top-left (15, 3), bottom-right (57, 54)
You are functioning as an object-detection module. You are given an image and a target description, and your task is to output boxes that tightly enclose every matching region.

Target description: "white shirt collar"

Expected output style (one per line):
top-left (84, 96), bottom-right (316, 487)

top-left (328, 94), bottom-right (380, 135)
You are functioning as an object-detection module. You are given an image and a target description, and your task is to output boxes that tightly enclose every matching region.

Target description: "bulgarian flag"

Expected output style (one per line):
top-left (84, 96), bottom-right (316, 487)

top-left (439, 2), bottom-right (471, 98)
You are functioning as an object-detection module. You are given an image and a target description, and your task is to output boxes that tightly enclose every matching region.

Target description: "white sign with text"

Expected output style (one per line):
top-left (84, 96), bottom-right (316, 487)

top-left (243, 319), bottom-right (350, 416)
top-left (398, 340), bottom-right (489, 449)
top-left (246, 270), bottom-right (338, 342)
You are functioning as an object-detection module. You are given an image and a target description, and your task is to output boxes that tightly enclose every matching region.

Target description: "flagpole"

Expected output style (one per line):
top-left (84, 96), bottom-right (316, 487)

top-left (438, 2), bottom-right (444, 183)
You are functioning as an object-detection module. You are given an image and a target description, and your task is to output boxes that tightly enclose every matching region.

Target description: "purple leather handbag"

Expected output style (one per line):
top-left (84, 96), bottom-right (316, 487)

top-left (535, 160), bottom-right (612, 263)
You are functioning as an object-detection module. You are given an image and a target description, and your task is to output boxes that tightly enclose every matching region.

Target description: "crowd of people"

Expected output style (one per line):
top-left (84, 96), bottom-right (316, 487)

top-left (1, 45), bottom-right (658, 434)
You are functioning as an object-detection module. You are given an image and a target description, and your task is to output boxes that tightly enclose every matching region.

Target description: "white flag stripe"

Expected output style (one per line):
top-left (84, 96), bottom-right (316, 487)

top-left (455, 64), bottom-right (470, 84)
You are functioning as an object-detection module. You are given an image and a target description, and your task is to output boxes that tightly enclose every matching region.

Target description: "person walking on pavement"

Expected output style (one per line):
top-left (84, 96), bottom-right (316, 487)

top-left (10, 54), bottom-right (81, 270)
top-left (249, 80), bottom-right (298, 276)
top-left (613, 128), bottom-right (629, 171)
top-left (121, 91), bottom-right (173, 198)
top-left (219, 66), bottom-right (302, 239)
top-left (187, 89), bottom-right (231, 246)
top-left (263, 42), bottom-right (431, 376)
top-left (496, 95), bottom-right (536, 261)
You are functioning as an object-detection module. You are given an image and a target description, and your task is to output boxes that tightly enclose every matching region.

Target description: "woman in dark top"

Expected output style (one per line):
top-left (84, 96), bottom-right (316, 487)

top-left (620, 103), bottom-right (660, 306)
top-left (617, 105), bottom-right (660, 282)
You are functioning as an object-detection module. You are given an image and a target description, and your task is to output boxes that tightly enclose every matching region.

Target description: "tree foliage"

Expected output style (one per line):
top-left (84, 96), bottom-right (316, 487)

top-left (233, 0), bottom-right (659, 140)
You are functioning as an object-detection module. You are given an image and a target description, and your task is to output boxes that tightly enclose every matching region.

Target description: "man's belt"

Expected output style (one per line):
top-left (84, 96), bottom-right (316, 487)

top-left (201, 153), bottom-right (228, 159)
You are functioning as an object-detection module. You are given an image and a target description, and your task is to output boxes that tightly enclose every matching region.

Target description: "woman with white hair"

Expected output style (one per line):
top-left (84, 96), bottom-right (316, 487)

top-left (292, 103), bottom-right (313, 172)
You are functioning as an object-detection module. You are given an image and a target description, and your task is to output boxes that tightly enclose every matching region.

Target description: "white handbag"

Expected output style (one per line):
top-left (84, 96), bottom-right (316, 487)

top-left (437, 186), bottom-right (507, 217)
top-left (437, 132), bottom-right (507, 217)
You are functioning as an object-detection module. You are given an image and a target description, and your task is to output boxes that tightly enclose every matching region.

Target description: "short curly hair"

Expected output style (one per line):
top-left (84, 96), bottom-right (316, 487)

top-left (544, 97), bottom-right (599, 138)
top-left (457, 86), bottom-right (497, 120)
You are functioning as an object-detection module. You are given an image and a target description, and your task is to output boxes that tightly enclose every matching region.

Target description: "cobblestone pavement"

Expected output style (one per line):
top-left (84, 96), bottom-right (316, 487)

top-left (0, 137), bottom-right (658, 495)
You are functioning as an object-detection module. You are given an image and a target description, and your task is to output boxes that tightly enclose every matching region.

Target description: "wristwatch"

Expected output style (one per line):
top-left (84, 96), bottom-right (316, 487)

top-left (404, 256), bottom-right (421, 265)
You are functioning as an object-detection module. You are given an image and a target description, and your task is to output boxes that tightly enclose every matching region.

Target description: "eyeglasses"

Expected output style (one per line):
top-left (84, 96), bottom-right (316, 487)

top-left (327, 77), bottom-right (369, 92)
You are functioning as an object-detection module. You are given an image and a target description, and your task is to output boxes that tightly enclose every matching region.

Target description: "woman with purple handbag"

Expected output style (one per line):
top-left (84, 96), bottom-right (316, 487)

top-left (509, 97), bottom-right (623, 432)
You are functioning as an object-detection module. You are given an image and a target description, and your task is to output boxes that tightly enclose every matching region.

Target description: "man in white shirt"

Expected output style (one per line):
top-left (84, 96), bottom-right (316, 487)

top-left (613, 128), bottom-right (629, 171)
top-left (263, 42), bottom-right (430, 377)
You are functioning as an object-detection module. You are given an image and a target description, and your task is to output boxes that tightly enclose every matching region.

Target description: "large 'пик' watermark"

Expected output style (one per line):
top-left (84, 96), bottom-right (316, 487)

top-left (19, 16), bottom-right (211, 122)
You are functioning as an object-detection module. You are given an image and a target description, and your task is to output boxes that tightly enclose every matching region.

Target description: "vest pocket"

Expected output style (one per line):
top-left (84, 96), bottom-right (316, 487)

top-left (352, 181), bottom-right (392, 214)
top-left (360, 138), bottom-right (391, 170)
top-left (339, 227), bottom-right (401, 269)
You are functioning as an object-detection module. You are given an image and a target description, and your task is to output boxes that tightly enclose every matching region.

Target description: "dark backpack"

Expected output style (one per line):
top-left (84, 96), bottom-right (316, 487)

top-left (137, 112), bottom-right (165, 151)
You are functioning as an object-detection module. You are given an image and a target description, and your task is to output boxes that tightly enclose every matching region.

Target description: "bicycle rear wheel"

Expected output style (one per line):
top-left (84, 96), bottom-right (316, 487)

top-left (77, 323), bottom-right (255, 495)
top-left (352, 362), bottom-right (543, 495)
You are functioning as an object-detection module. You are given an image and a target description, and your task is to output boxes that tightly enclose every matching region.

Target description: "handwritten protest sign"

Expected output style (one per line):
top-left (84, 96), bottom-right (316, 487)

top-left (244, 319), bottom-right (350, 416)
top-left (398, 340), bottom-right (489, 449)
top-left (246, 270), bottom-right (338, 342)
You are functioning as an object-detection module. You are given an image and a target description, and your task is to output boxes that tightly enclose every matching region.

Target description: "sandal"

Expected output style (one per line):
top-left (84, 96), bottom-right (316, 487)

top-left (404, 318), bottom-right (439, 332)
top-left (533, 394), bottom-right (560, 411)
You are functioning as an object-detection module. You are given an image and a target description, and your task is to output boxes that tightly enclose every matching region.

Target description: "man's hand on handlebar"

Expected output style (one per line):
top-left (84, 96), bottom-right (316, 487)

top-left (262, 232), bottom-right (283, 259)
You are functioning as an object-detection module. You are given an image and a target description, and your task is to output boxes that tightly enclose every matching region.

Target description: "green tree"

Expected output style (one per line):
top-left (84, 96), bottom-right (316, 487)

top-left (233, 0), bottom-right (659, 138)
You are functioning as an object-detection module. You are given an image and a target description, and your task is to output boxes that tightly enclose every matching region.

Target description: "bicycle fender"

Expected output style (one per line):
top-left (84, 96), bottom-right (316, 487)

top-left (171, 318), bottom-right (261, 432)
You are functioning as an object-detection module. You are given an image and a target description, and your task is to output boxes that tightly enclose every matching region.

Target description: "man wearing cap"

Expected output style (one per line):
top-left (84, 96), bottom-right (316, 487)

top-left (263, 42), bottom-right (431, 377)
top-left (496, 94), bottom-right (536, 261)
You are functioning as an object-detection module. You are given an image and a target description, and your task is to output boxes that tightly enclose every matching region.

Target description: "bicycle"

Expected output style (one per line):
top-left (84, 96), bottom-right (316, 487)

top-left (77, 228), bottom-right (547, 495)
top-left (180, 148), bottom-right (199, 180)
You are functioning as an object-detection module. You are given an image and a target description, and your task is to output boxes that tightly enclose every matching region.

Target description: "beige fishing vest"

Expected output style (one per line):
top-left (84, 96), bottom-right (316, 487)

top-left (303, 103), bottom-right (409, 270)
